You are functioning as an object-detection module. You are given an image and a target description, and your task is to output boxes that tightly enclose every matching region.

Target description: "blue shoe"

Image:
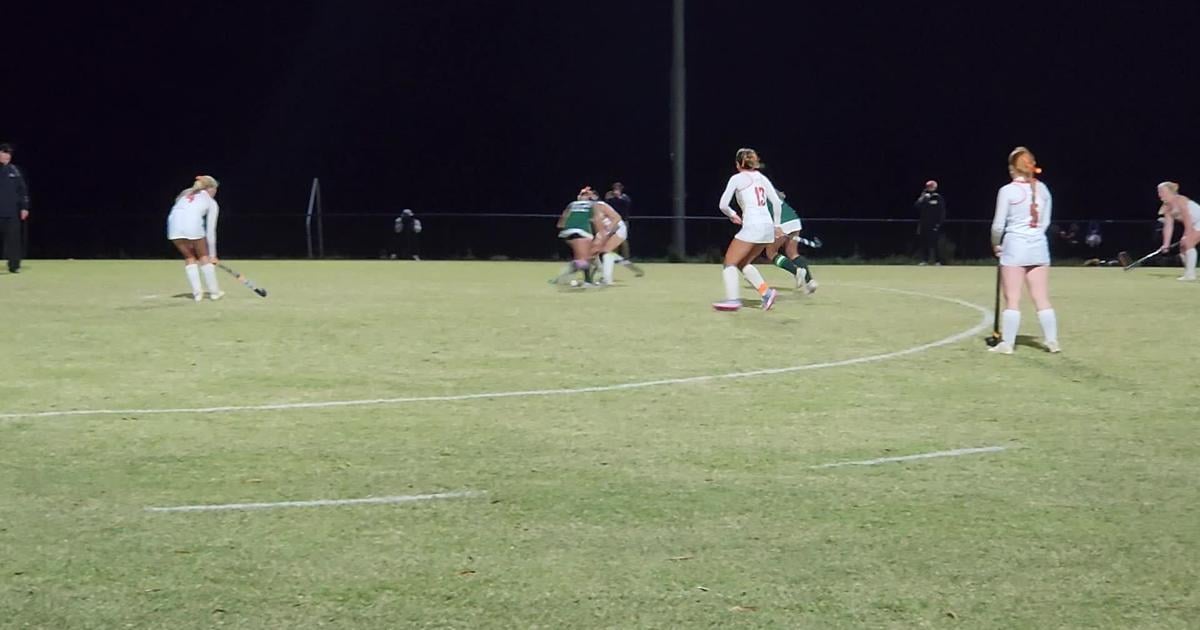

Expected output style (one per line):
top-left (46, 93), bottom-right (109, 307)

top-left (761, 288), bottom-right (778, 311)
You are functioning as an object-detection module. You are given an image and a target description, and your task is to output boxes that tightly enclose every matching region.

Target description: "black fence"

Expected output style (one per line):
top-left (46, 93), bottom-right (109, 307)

top-left (23, 213), bottom-right (1164, 263)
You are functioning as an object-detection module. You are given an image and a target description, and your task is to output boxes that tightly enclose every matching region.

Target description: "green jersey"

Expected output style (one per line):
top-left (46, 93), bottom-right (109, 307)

top-left (767, 200), bottom-right (799, 224)
top-left (562, 200), bottom-right (595, 234)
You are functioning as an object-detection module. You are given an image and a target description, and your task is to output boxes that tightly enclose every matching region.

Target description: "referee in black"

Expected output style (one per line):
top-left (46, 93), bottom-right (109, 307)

top-left (914, 179), bottom-right (945, 265)
top-left (0, 143), bottom-right (31, 273)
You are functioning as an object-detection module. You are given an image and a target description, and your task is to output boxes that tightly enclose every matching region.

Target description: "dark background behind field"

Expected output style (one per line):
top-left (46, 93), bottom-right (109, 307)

top-left (5, 1), bottom-right (1193, 259)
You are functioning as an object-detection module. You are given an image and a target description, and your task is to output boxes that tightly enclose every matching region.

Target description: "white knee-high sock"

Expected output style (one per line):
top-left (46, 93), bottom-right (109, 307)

top-left (601, 253), bottom-right (615, 284)
top-left (184, 264), bottom-right (202, 296)
top-left (722, 265), bottom-right (740, 301)
top-left (1037, 309), bottom-right (1058, 344)
top-left (1002, 309), bottom-right (1020, 347)
top-left (1185, 249), bottom-right (1197, 276)
top-left (741, 264), bottom-right (769, 295)
top-left (200, 263), bottom-right (220, 294)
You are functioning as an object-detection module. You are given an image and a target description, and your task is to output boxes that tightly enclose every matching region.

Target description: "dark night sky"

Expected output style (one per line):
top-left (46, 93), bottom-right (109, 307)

top-left (6, 1), bottom-right (1200, 228)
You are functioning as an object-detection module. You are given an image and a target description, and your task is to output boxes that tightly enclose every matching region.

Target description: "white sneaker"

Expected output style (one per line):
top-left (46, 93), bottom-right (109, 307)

top-left (1045, 340), bottom-right (1061, 353)
top-left (987, 341), bottom-right (1014, 354)
top-left (804, 279), bottom-right (819, 295)
top-left (1177, 274), bottom-right (1196, 281)
top-left (712, 299), bottom-right (742, 312)
top-left (209, 291), bottom-right (225, 301)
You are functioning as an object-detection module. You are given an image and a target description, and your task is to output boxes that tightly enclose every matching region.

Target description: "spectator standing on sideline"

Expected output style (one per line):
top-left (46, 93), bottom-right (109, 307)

top-left (914, 179), bottom-right (945, 265)
top-left (393, 209), bottom-right (422, 260)
top-left (604, 182), bottom-right (633, 259)
top-left (0, 143), bottom-right (31, 273)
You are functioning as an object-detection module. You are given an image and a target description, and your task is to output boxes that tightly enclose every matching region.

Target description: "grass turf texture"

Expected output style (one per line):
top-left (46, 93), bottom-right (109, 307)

top-left (1, 260), bottom-right (1197, 629)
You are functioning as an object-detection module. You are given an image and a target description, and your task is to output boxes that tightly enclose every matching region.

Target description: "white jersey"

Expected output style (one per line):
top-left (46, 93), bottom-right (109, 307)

top-left (992, 177), bottom-right (1052, 266)
top-left (1165, 199), bottom-right (1200, 230)
top-left (166, 189), bottom-right (220, 256)
top-left (719, 171), bottom-right (783, 226)
top-left (992, 177), bottom-right (1051, 243)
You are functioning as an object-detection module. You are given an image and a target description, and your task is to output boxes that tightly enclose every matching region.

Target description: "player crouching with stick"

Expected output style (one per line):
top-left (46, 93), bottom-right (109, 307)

top-left (1156, 181), bottom-right (1200, 281)
top-left (167, 175), bottom-right (223, 301)
top-left (989, 147), bottom-right (1060, 354)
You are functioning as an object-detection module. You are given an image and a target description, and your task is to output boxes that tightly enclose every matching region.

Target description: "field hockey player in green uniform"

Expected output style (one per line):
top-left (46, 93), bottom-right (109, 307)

top-left (551, 187), bottom-right (618, 287)
top-left (765, 190), bottom-right (818, 294)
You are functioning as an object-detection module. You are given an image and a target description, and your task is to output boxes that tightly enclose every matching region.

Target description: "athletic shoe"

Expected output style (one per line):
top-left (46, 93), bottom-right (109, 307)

top-left (761, 288), bottom-right (778, 311)
top-left (192, 292), bottom-right (203, 303)
top-left (210, 291), bottom-right (225, 301)
top-left (1045, 340), bottom-right (1061, 353)
top-left (712, 300), bottom-right (741, 312)
top-left (804, 279), bottom-right (819, 295)
top-left (987, 342), bottom-right (1014, 354)
top-left (1177, 274), bottom-right (1196, 281)
top-left (795, 270), bottom-right (806, 290)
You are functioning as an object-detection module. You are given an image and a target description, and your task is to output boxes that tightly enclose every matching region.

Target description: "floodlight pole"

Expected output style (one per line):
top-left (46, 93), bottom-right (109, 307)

top-left (305, 178), bottom-right (325, 259)
top-left (670, 0), bottom-right (686, 259)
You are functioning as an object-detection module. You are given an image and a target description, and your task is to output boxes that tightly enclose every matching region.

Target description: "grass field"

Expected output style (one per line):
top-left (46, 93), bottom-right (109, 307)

top-left (2, 260), bottom-right (1198, 629)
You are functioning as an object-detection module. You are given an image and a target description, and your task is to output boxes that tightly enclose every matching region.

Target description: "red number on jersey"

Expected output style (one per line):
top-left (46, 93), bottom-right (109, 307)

top-left (1029, 185), bottom-right (1040, 228)
top-left (755, 187), bottom-right (766, 206)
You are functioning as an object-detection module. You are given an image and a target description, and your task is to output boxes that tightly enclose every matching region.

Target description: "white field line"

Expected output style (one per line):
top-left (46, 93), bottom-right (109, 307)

top-left (1, 286), bottom-right (990, 421)
top-left (145, 490), bottom-right (484, 513)
top-left (810, 446), bottom-right (1009, 469)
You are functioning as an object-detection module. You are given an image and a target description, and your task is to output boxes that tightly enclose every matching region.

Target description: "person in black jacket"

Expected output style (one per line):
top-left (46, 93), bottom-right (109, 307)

top-left (0, 143), bottom-right (31, 273)
top-left (392, 209), bottom-right (422, 260)
top-left (914, 179), bottom-right (945, 265)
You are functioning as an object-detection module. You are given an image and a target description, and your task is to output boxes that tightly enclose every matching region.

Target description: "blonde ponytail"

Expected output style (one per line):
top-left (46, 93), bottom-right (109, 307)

top-left (735, 148), bottom-right (763, 170)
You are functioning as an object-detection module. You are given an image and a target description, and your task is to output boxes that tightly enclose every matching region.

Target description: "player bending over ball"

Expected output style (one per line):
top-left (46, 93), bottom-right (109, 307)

top-left (587, 189), bottom-right (644, 285)
top-left (167, 175), bottom-right (223, 302)
top-left (712, 148), bottom-right (783, 312)
top-left (1156, 181), bottom-right (1200, 281)
top-left (989, 147), bottom-right (1059, 354)
top-left (552, 187), bottom-right (617, 287)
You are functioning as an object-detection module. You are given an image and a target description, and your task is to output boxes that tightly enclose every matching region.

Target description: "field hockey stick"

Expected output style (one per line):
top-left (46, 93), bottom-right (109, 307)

top-left (791, 235), bottom-right (823, 249)
top-left (1122, 241), bottom-right (1180, 272)
top-left (216, 263), bottom-right (268, 297)
top-left (986, 245), bottom-right (1003, 347)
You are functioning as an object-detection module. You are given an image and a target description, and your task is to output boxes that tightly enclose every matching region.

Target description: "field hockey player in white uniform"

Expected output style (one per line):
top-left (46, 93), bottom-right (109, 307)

top-left (590, 191), bottom-right (643, 285)
top-left (1156, 181), bottom-right (1200, 281)
top-left (712, 148), bottom-right (783, 312)
top-left (167, 175), bottom-right (223, 301)
top-left (989, 147), bottom-right (1059, 354)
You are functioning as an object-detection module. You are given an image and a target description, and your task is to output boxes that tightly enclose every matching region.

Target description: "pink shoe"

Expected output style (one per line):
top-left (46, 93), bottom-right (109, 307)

top-left (712, 300), bottom-right (741, 312)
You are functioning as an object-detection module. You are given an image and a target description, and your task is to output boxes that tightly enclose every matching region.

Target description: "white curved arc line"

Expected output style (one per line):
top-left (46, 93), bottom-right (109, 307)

top-left (0, 286), bottom-right (990, 421)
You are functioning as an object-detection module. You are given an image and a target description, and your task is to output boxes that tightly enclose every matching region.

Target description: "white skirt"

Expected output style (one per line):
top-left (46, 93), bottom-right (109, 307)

top-left (1000, 236), bottom-right (1051, 267)
top-left (734, 221), bottom-right (776, 244)
top-left (600, 221), bottom-right (628, 240)
top-left (780, 219), bottom-right (802, 235)
top-left (167, 211), bottom-right (205, 241)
